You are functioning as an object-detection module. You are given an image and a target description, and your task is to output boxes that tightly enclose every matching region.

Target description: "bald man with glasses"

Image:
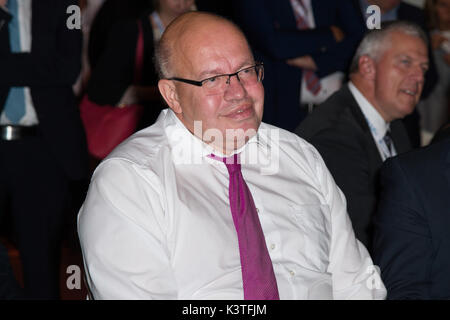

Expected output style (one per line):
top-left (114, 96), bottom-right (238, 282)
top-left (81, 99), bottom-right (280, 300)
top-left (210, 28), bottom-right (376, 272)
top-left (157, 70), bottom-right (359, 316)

top-left (78, 12), bottom-right (385, 300)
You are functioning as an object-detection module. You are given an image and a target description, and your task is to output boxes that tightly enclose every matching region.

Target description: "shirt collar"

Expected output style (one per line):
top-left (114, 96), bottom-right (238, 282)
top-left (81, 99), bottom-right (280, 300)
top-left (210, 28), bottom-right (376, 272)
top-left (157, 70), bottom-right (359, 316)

top-left (163, 109), bottom-right (272, 166)
top-left (348, 81), bottom-right (390, 140)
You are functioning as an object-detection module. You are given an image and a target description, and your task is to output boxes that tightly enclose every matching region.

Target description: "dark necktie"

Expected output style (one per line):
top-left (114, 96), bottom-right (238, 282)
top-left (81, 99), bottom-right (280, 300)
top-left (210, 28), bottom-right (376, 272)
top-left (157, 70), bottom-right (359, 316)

top-left (383, 130), bottom-right (394, 158)
top-left (290, 0), bottom-right (322, 95)
top-left (210, 153), bottom-right (280, 300)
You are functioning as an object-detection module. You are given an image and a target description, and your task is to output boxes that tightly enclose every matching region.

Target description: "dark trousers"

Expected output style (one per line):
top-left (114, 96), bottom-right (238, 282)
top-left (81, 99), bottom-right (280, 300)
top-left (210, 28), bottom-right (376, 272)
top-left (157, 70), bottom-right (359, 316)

top-left (0, 241), bottom-right (23, 299)
top-left (0, 135), bottom-right (68, 299)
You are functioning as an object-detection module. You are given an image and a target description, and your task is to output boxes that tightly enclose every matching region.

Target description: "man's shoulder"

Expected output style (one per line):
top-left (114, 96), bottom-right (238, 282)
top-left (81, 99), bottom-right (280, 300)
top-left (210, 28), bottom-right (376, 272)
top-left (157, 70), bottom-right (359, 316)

top-left (105, 115), bottom-right (169, 169)
top-left (259, 121), bottom-right (326, 170)
top-left (295, 87), bottom-right (362, 139)
top-left (260, 121), bottom-right (316, 150)
top-left (386, 139), bottom-right (450, 175)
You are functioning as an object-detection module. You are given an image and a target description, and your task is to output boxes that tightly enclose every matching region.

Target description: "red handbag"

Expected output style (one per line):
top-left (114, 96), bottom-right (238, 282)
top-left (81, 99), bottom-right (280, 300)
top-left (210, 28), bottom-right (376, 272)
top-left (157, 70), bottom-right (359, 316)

top-left (80, 20), bottom-right (145, 160)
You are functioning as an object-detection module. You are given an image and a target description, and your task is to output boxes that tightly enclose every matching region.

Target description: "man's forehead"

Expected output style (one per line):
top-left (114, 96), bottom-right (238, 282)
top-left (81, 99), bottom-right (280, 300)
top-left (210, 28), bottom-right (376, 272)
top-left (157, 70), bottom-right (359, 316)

top-left (174, 26), bottom-right (251, 72)
top-left (383, 32), bottom-right (427, 57)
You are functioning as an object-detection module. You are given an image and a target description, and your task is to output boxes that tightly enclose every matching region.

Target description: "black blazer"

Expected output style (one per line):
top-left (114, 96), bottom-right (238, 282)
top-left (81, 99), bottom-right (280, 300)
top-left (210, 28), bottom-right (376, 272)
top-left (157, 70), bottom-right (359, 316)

top-left (373, 139), bottom-right (450, 299)
top-left (295, 85), bottom-right (411, 249)
top-left (0, 0), bottom-right (87, 180)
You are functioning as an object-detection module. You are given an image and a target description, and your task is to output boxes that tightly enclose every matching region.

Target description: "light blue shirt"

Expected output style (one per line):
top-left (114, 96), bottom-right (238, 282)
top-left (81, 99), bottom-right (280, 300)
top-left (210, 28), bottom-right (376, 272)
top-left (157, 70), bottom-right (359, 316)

top-left (0, 0), bottom-right (38, 126)
top-left (348, 82), bottom-right (397, 161)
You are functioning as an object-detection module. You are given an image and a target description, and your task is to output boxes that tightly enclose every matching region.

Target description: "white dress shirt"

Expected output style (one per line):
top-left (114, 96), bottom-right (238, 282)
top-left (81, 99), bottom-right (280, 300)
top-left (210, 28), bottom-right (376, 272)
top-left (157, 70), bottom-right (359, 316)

top-left (78, 108), bottom-right (386, 300)
top-left (0, 0), bottom-right (39, 126)
top-left (348, 82), bottom-right (397, 161)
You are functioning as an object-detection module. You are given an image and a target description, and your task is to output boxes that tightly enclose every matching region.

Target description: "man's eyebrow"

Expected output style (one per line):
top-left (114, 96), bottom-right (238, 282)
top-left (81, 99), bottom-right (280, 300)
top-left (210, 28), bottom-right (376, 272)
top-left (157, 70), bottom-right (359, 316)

top-left (198, 68), bottom-right (223, 79)
top-left (198, 61), bottom-right (256, 79)
top-left (395, 53), bottom-right (429, 64)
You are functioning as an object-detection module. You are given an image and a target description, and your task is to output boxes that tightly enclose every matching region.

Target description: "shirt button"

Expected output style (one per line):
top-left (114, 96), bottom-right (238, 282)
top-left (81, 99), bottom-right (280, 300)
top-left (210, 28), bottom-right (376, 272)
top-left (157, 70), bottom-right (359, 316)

top-left (270, 244), bottom-right (276, 250)
top-left (289, 270), bottom-right (295, 276)
top-left (256, 208), bottom-right (260, 213)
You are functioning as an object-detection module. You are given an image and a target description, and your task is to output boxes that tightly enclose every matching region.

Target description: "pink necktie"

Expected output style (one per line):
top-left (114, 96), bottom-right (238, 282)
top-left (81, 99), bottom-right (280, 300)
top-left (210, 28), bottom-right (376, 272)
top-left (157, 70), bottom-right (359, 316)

top-left (290, 0), bottom-right (322, 95)
top-left (210, 153), bottom-right (280, 300)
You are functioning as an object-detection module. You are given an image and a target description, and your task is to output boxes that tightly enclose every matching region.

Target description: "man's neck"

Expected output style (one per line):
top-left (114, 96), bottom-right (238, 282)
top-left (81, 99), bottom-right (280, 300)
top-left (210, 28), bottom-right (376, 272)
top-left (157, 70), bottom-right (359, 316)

top-left (349, 80), bottom-right (391, 123)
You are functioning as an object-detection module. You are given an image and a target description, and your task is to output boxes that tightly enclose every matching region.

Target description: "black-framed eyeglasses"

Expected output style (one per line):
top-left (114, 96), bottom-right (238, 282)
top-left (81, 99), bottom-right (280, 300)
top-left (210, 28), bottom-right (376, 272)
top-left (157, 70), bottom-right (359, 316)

top-left (168, 63), bottom-right (264, 94)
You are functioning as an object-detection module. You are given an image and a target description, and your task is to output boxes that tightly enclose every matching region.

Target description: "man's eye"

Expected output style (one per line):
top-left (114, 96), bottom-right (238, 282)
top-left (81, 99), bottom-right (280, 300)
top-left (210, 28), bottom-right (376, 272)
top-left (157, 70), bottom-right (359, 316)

top-left (401, 59), bottom-right (411, 66)
top-left (206, 76), bottom-right (218, 83)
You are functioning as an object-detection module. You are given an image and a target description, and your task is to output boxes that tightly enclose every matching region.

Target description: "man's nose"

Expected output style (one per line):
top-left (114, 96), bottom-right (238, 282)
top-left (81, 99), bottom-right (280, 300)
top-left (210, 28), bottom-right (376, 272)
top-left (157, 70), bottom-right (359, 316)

top-left (224, 74), bottom-right (247, 100)
top-left (411, 64), bottom-right (425, 83)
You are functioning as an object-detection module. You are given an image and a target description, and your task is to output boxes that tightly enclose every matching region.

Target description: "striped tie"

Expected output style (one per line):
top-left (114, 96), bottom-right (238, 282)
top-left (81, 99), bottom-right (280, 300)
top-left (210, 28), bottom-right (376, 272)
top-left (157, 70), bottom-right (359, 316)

top-left (4, 0), bottom-right (26, 124)
top-left (383, 130), bottom-right (394, 158)
top-left (290, 0), bottom-right (322, 95)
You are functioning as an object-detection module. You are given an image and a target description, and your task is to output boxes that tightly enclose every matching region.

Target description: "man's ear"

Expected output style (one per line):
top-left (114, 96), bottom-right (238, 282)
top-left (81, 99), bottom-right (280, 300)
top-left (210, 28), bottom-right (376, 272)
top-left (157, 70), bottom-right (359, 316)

top-left (158, 79), bottom-right (182, 114)
top-left (358, 55), bottom-right (376, 81)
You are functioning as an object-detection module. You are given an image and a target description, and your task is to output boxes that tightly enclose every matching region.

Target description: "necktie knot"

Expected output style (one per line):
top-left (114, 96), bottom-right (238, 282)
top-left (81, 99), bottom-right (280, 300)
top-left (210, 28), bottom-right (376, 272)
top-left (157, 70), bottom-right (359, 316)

top-left (209, 153), bottom-right (241, 174)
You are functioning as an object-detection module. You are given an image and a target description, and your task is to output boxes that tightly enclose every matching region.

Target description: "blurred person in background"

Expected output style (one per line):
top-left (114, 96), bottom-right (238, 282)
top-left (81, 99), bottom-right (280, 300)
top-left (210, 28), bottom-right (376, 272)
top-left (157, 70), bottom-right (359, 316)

top-left (85, 0), bottom-right (195, 130)
top-left (296, 21), bottom-right (428, 250)
top-left (0, 0), bottom-right (87, 299)
top-left (353, 0), bottom-right (439, 147)
top-left (417, 0), bottom-right (450, 144)
top-left (233, 0), bottom-right (365, 132)
top-left (72, 0), bottom-right (106, 97)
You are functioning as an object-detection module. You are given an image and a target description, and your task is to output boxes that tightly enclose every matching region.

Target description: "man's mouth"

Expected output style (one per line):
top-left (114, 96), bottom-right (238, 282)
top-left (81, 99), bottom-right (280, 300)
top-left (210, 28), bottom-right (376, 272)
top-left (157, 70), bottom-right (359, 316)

top-left (400, 89), bottom-right (417, 96)
top-left (222, 105), bottom-right (254, 119)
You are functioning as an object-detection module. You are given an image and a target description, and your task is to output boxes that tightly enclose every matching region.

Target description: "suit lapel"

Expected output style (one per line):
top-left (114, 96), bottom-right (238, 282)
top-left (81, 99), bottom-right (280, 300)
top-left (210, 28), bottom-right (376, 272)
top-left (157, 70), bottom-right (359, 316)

top-left (343, 85), bottom-right (384, 166)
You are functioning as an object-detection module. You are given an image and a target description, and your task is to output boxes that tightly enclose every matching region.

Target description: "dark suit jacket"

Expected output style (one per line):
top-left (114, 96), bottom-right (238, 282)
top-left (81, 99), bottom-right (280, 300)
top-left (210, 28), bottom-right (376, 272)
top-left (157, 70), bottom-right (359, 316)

top-left (0, 0), bottom-right (87, 181)
top-left (233, 0), bottom-right (364, 132)
top-left (373, 139), bottom-right (450, 299)
top-left (295, 84), bottom-right (411, 249)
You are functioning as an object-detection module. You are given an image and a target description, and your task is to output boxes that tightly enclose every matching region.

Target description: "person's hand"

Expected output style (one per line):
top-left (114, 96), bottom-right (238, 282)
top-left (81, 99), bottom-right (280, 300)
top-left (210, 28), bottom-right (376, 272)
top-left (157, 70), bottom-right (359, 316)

top-left (0, 0), bottom-right (8, 9)
top-left (431, 33), bottom-right (447, 50)
top-left (286, 55), bottom-right (318, 70)
top-left (330, 25), bottom-right (345, 43)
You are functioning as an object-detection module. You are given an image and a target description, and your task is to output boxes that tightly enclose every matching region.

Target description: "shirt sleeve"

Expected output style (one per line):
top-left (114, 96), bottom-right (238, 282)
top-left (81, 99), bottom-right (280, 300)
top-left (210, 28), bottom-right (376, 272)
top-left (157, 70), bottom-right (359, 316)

top-left (77, 159), bottom-right (178, 299)
top-left (309, 145), bottom-right (387, 300)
